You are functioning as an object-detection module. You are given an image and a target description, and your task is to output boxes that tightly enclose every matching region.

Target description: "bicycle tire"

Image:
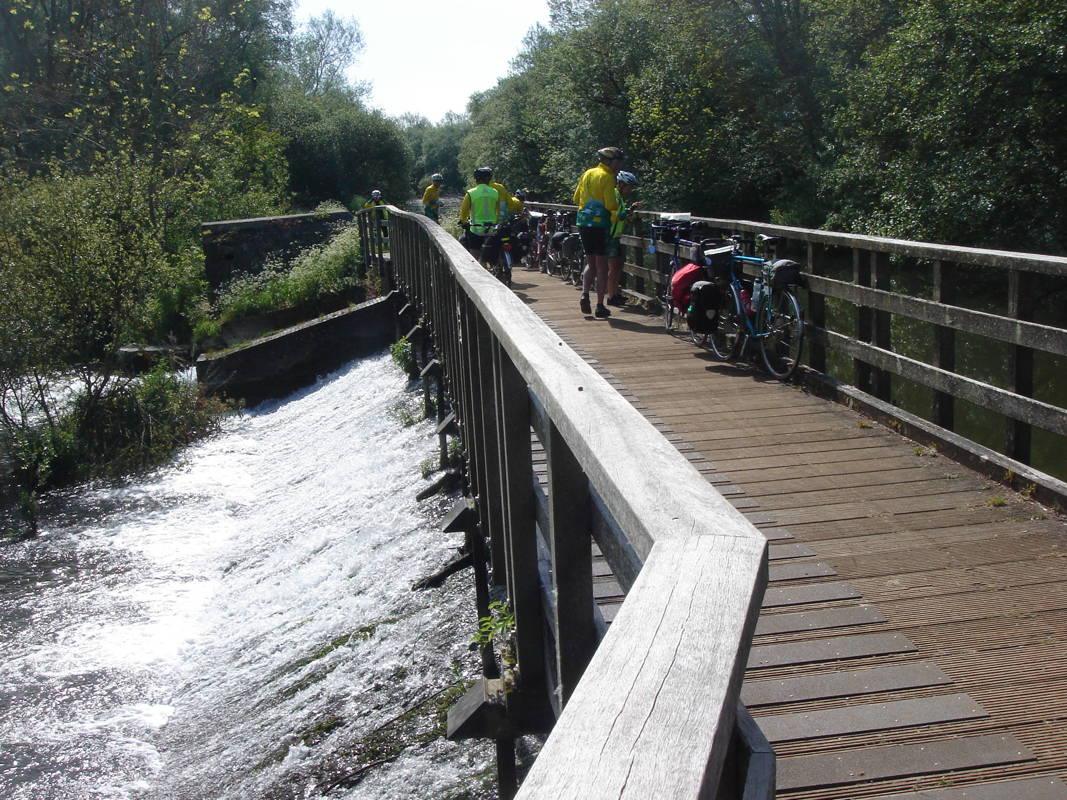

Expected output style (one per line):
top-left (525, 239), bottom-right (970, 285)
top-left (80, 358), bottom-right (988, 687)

top-left (708, 283), bottom-right (743, 360)
top-left (758, 288), bottom-right (804, 380)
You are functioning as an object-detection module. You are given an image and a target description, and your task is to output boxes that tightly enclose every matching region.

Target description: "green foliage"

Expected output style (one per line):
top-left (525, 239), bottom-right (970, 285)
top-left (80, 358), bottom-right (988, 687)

top-left (3, 364), bottom-right (225, 532)
top-left (459, 0), bottom-right (1067, 252)
top-left (211, 224), bottom-right (364, 327)
top-left (390, 337), bottom-right (418, 378)
top-left (400, 112), bottom-right (471, 193)
top-left (271, 88), bottom-right (412, 207)
top-left (472, 601), bottom-right (516, 651)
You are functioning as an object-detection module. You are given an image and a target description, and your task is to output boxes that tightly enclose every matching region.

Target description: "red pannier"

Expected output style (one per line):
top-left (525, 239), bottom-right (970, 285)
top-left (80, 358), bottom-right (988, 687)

top-left (670, 262), bottom-right (705, 311)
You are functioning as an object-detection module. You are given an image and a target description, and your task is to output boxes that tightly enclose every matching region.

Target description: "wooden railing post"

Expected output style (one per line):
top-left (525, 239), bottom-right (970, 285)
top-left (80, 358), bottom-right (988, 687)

top-left (545, 418), bottom-right (595, 709)
top-left (931, 260), bottom-right (956, 430)
top-left (1007, 270), bottom-right (1035, 462)
top-left (473, 313), bottom-right (508, 586)
top-left (871, 251), bottom-right (893, 401)
top-left (494, 344), bottom-right (550, 725)
top-left (853, 247), bottom-right (873, 393)
top-left (807, 242), bottom-right (827, 373)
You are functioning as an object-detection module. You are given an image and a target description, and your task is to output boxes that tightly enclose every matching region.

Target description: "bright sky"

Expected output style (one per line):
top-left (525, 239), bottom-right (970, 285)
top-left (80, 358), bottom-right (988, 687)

top-left (294, 1), bottom-right (553, 122)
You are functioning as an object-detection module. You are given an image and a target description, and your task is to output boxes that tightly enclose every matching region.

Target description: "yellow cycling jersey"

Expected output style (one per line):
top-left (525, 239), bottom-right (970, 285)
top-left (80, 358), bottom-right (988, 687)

top-left (362, 197), bottom-right (388, 219)
top-left (572, 163), bottom-right (619, 228)
top-left (422, 184), bottom-right (441, 207)
top-left (489, 181), bottom-right (523, 218)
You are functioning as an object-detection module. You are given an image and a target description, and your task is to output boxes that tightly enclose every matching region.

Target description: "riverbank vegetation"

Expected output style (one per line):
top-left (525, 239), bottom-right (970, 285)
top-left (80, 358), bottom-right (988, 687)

top-left (0, 1), bottom-right (412, 532)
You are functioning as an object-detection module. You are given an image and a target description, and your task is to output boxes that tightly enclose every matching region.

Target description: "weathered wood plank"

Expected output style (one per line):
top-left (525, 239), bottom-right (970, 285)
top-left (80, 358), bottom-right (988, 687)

top-left (776, 734), bottom-right (1035, 792)
top-left (866, 777), bottom-right (1067, 800)
top-left (747, 632), bottom-right (915, 669)
top-left (741, 662), bottom-right (953, 707)
top-left (516, 536), bottom-right (766, 799)
top-left (753, 604), bottom-right (884, 636)
top-left (762, 582), bottom-right (861, 608)
top-left (755, 693), bottom-right (987, 743)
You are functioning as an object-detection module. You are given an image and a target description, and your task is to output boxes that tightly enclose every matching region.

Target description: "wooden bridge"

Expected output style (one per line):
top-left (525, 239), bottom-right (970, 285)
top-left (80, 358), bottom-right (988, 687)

top-left (358, 205), bottom-right (1067, 799)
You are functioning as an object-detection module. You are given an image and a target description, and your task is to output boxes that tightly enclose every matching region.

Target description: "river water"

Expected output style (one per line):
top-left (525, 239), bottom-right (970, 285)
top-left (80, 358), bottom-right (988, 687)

top-left (0, 354), bottom-right (493, 799)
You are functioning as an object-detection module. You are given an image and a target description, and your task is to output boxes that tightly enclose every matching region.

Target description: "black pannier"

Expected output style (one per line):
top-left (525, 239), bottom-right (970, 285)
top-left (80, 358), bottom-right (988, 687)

top-left (686, 280), bottom-right (721, 334)
top-left (550, 230), bottom-right (569, 251)
top-left (702, 244), bottom-right (735, 282)
top-left (561, 232), bottom-right (583, 259)
top-left (769, 259), bottom-right (802, 288)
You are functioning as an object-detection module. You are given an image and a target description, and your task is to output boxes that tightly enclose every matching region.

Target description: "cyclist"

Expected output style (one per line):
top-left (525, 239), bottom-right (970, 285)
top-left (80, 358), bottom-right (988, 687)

top-left (458, 166), bottom-right (500, 264)
top-left (362, 189), bottom-right (388, 237)
top-left (606, 170), bottom-right (642, 306)
top-left (482, 167), bottom-right (522, 223)
top-left (573, 146), bottom-right (623, 318)
top-left (422, 173), bottom-right (444, 222)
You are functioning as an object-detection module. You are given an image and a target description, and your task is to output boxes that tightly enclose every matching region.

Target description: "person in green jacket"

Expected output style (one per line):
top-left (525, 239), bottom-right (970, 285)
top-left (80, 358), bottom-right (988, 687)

top-left (458, 166), bottom-right (500, 263)
top-left (606, 170), bottom-right (642, 306)
top-left (573, 147), bottom-right (623, 318)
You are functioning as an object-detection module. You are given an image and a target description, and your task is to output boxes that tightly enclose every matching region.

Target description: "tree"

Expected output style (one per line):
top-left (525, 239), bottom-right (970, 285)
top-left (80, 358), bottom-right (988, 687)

top-left (285, 10), bottom-right (364, 96)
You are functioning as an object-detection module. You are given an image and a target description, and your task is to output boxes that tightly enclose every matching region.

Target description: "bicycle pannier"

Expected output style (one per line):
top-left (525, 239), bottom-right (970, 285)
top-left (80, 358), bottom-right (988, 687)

top-left (686, 280), bottom-right (720, 334)
top-left (703, 245), bottom-right (734, 282)
top-left (769, 259), bottom-right (802, 288)
top-left (561, 232), bottom-right (583, 260)
top-left (670, 262), bottom-right (706, 312)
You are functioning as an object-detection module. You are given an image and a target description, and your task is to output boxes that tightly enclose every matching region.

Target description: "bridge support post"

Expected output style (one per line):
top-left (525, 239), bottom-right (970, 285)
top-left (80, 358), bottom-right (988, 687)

top-left (871, 251), bottom-right (893, 402)
top-left (931, 260), bottom-right (956, 431)
top-left (1006, 270), bottom-right (1034, 463)
top-left (807, 243), bottom-right (827, 374)
top-left (853, 247), bottom-right (873, 392)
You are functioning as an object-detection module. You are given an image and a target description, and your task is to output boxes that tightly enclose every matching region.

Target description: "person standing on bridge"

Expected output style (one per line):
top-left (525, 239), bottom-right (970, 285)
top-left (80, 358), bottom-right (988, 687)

top-left (458, 166), bottom-right (500, 264)
top-left (422, 174), bottom-right (444, 222)
top-left (606, 170), bottom-right (642, 306)
top-left (573, 147), bottom-right (623, 319)
top-left (362, 189), bottom-right (389, 238)
top-left (485, 168), bottom-right (523, 223)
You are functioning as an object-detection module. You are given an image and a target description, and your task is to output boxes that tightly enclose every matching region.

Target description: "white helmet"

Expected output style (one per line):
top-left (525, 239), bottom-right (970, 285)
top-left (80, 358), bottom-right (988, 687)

top-left (431, 173), bottom-right (444, 183)
top-left (371, 189), bottom-right (382, 200)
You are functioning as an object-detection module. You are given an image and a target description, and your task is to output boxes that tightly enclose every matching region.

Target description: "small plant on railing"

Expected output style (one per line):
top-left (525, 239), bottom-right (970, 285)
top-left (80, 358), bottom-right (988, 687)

top-left (472, 600), bottom-right (517, 690)
top-left (447, 437), bottom-right (464, 468)
top-left (390, 336), bottom-right (418, 378)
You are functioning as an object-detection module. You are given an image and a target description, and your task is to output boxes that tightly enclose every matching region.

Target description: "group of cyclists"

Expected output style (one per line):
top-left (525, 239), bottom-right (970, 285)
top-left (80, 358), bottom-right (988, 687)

top-left (434, 147), bottom-right (639, 318)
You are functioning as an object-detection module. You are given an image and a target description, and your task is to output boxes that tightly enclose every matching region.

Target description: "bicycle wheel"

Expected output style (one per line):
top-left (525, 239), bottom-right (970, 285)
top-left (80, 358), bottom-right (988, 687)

top-left (758, 288), bottom-right (804, 380)
top-left (708, 283), bottom-right (743, 360)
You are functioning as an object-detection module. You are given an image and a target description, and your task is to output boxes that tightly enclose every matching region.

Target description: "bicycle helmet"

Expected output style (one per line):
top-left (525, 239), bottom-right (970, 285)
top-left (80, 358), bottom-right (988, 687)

top-left (597, 146), bottom-right (624, 162)
top-left (474, 166), bottom-right (493, 181)
top-left (431, 173), bottom-right (444, 183)
top-left (371, 189), bottom-right (382, 200)
top-left (616, 171), bottom-right (638, 186)
top-left (514, 189), bottom-right (527, 200)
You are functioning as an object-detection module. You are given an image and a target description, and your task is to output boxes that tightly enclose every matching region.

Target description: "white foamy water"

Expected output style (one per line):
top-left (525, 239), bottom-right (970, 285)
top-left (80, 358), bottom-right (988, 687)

top-left (0, 354), bottom-right (492, 799)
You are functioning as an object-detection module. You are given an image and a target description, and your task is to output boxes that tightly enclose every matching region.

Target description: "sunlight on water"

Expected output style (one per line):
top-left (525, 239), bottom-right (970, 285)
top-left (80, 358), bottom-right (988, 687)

top-left (0, 353), bottom-right (492, 799)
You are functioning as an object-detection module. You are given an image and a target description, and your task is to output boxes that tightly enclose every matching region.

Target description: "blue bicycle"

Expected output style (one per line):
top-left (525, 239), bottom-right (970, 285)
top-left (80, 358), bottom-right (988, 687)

top-left (702, 235), bottom-right (805, 381)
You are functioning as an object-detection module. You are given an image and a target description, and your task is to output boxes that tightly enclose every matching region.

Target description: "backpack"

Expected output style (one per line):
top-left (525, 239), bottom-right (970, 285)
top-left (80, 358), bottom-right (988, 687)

top-left (670, 262), bottom-right (706, 312)
top-left (686, 281), bottom-right (721, 334)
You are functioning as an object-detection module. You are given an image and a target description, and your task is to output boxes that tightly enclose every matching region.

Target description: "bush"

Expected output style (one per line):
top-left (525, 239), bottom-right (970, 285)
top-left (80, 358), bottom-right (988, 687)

top-left (3, 364), bottom-right (226, 533)
top-left (213, 224), bottom-right (364, 325)
top-left (390, 337), bottom-right (418, 378)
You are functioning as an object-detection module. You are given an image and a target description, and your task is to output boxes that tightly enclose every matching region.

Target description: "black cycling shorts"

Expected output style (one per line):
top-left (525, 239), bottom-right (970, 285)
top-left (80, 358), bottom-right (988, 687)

top-left (578, 226), bottom-right (607, 256)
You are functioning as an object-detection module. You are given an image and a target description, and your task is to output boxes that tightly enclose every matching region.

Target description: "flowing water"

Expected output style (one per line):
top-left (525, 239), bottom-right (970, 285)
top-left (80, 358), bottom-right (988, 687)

top-left (0, 354), bottom-right (493, 799)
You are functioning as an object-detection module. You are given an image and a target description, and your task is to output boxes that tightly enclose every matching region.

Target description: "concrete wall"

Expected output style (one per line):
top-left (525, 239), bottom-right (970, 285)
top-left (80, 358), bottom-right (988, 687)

top-left (201, 210), bottom-right (353, 290)
top-left (196, 293), bottom-right (397, 403)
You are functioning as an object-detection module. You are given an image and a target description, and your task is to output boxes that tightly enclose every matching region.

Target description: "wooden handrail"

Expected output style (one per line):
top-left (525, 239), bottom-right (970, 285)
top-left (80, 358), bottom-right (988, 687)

top-left (360, 205), bottom-right (768, 798)
top-left (527, 201), bottom-right (1067, 470)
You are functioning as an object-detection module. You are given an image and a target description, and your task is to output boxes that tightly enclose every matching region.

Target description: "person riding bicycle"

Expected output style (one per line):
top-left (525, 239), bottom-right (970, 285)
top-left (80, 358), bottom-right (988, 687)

top-left (573, 147), bottom-right (623, 318)
top-left (458, 166), bottom-right (500, 263)
top-left (422, 174), bottom-right (444, 222)
top-left (479, 167), bottom-right (522, 224)
top-left (606, 170), bottom-right (642, 306)
top-left (362, 189), bottom-right (389, 237)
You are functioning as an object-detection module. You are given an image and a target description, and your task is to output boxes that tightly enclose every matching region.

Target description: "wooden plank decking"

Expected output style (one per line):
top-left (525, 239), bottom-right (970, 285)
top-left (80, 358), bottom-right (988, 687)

top-left (513, 266), bottom-right (1067, 799)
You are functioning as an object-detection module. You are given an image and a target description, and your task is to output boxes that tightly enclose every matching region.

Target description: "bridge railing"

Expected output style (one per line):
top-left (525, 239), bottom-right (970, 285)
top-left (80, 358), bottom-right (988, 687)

top-left (360, 205), bottom-right (769, 798)
top-left (527, 201), bottom-right (1067, 501)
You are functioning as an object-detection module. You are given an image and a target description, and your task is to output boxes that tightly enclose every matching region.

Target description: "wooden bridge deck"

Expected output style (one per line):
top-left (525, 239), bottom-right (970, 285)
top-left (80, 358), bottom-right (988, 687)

top-left (512, 266), bottom-right (1067, 799)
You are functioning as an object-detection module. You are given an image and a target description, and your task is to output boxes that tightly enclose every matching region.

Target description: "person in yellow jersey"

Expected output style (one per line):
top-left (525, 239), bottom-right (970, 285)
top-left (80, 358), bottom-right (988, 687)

top-left (484, 167), bottom-right (523, 222)
top-left (362, 189), bottom-right (388, 238)
top-left (573, 147), bottom-right (623, 318)
top-left (458, 166), bottom-right (500, 263)
top-left (422, 173), bottom-right (444, 222)
top-left (606, 170), bottom-right (642, 305)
